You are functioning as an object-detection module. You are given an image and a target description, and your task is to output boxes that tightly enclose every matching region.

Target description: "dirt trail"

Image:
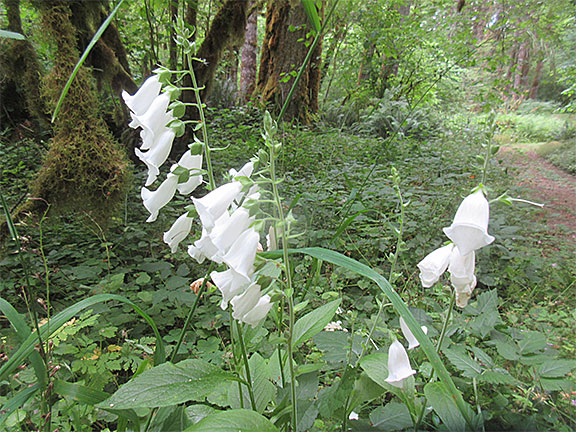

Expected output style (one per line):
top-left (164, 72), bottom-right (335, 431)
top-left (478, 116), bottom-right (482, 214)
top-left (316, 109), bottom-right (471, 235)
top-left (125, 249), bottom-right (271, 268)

top-left (499, 145), bottom-right (576, 244)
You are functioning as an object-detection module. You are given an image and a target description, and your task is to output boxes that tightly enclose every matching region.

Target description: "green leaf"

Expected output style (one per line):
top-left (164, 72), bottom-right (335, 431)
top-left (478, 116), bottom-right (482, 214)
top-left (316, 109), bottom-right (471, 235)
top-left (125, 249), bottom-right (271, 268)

top-left (51, 0), bottom-right (125, 122)
top-left (495, 340), bottom-right (520, 361)
top-left (517, 331), bottom-right (547, 355)
top-left (301, 0), bottom-right (321, 33)
top-left (262, 247), bottom-right (476, 430)
top-left (537, 360), bottom-right (576, 378)
top-left (0, 294), bottom-right (165, 383)
top-left (369, 402), bottom-right (414, 431)
top-left (314, 331), bottom-right (350, 363)
top-left (0, 29), bottom-right (25, 40)
top-left (0, 384), bottom-right (39, 428)
top-left (477, 370), bottom-right (518, 385)
top-left (183, 409), bottom-right (279, 432)
top-left (98, 359), bottom-right (236, 409)
top-left (0, 298), bottom-right (46, 387)
top-left (359, 352), bottom-right (390, 389)
top-left (228, 353), bottom-right (275, 413)
top-left (292, 298), bottom-right (341, 348)
top-left (539, 377), bottom-right (574, 392)
top-left (424, 382), bottom-right (470, 432)
top-left (443, 347), bottom-right (483, 378)
top-left (468, 290), bottom-right (501, 338)
top-left (348, 373), bottom-right (386, 413)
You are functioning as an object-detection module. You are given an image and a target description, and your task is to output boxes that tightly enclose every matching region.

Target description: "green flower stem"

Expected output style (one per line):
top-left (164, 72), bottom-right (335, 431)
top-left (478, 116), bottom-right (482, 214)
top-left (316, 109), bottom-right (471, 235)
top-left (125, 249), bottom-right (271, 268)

top-left (186, 53), bottom-right (215, 190)
top-left (170, 265), bottom-right (215, 363)
top-left (235, 320), bottom-right (257, 411)
top-left (269, 143), bottom-right (298, 431)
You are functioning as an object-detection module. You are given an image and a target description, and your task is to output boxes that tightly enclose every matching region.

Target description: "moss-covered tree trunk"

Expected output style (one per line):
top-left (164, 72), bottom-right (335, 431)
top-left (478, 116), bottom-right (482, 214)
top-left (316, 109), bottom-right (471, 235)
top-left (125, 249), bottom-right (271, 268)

top-left (256, 0), bottom-right (323, 124)
top-left (240, 5), bottom-right (258, 102)
top-left (0, 0), bottom-right (49, 131)
top-left (26, 1), bottom-right (129, 221)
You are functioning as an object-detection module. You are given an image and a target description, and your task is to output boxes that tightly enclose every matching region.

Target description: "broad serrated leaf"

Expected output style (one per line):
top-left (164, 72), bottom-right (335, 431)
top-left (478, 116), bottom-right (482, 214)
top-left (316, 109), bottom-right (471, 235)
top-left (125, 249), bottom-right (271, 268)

top-left (537, 360), bottom-right (576, 378)
top-left (292, 299), bottom-right (341, 347)
top-left (539, 377), bottom-right (574, 392)
top-left (228, 353), bottom-right (275, 413)
top-left (348, 373), bottom-right (386, 412)
top-left (369, 402), bottom-right (413, 431)
top-left (468, 290), bottom-right (501, 338)
top-left (495, 340), bottom-right (520, 361)
top-left (517, 331), bottom-right (547, 354)
top-left (470, 346), bottom-right (494, 368)
top-left (477, 370), bottom-right (518, 385)
top-left (317, 366), bottom-right (356, 418)
top-left (313, 330), bottom-right (350, 363)
top-left (443, 347), bottom-right (483, 378)
top-left (184, 409), bottom-right (279, 432)
top-left (98, 359), bottom-right (236, 409)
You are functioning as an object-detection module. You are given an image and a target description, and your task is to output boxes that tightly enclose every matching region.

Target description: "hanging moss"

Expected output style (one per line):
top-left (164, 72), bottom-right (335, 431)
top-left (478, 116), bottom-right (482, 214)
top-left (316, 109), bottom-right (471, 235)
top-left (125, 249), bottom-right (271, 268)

top-left (26, 2), bottom-right (129, 223)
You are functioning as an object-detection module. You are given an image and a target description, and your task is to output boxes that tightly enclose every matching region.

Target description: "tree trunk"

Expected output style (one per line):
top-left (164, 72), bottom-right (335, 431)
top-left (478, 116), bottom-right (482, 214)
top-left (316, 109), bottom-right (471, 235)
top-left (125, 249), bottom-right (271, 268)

top-left (529, 58), bottom-right (544, 99)
top-left (256, 0), bottom-right (323, 123)
top-left (26, 1), bottom-right (129, 222)
top-left (240, 6), bottom-right (258, 102)
top-left (0, 0), bottom-right (49, 131)
top-left (194, 0), bottom-right (249, 98)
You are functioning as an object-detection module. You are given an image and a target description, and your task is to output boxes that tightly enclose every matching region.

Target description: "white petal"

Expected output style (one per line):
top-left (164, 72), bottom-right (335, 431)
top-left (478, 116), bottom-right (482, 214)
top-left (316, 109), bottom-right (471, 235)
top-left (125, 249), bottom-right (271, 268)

top-left (130, 93), bottom-right (175, 144)
top-left (230, 161), bottom-right (254, 179)
top-left (210, 208), bottom-right (254, 254)
top-left (230, 283), bottom-right (261, 320)
top-left (221, 228), bottom-right (259, 280)
top-left (163, 213), bottom-right (193, 253)
top-left (210, 268), bottom-right (251, 309)
top-left (193, 182), bottom-right (243, 230)
top-left (417, 244), bottom-right (454, 288)
top-left (448, 249), bottom-right (475, 280)
top-left (123, 75), bottom-right (162, 116)
top-left (385, 340), bottom-right (416, 387)
top-left (443, 190), bottom-right (495, 256)
top-left (191, 228), bottom-right (223, 263)
top-left (241, 295), bottom-right (272, 327)
top-left (399, 317), bottom-right (428, 350)
top-left (141, 174), bottom-right (178, 222)
top-left (172, 151), bottom-right (203, 195)
top-left (136, 129), bottom-right (176, 186)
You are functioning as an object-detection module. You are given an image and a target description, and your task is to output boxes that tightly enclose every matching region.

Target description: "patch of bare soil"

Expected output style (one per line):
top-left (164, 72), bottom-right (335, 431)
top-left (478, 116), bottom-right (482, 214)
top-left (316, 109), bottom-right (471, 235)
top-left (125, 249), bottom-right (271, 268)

top-left (499, 146), bottom-right (576, 244)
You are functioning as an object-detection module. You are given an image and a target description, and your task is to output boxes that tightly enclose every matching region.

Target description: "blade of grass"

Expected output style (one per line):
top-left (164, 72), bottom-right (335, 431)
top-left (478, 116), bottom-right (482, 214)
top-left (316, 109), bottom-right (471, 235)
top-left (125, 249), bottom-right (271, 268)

top-left (51, 0), bottom-right (125, 123)
top-left (0, 383), bottom-right (40, 427)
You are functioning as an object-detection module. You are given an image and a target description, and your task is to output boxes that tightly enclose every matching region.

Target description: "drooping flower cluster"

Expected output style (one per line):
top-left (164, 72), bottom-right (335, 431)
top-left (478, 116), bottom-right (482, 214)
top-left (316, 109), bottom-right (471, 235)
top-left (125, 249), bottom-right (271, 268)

top-left (123, 74), bottom-right (203, 223)
top-left (187, 162), bottom-right (272, 327)
top-left (123, 75), bottom-right (272, 328)
top-left (417, 189), bottom-right (494, 307)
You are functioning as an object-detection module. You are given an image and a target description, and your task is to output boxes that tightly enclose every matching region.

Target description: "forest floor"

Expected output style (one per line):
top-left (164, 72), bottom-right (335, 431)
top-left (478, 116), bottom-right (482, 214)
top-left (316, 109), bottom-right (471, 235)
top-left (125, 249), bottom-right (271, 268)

top-left (499, 143), bottom-right (576, 244)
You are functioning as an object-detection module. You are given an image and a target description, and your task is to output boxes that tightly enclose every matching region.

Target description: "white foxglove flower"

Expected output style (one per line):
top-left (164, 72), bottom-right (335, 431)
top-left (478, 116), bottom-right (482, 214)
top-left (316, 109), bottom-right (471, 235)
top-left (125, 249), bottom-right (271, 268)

top-left (230, 283), bottom-right (261, 321)
top-left (448, 249), bottom-right (477, 308)
top-left (193, 182), bottom-right (243, 230)
top-left (399, 317), bottom-right (428, 350)
top-left (122, 75), bottom-right (162, 116)
top-left (443, 190), bottom-right (495, 256)
top-left (230, 161), bottom-right (254, 179)
top-left (222, 228), bottom-right (260, 280)
top-left (129, 93), bottom-right (174, 145)
top-left (141, 174), bottom-right (178, 222)
top-left (135, 129), bottom-right (176, 186)
top-left (241, 295), bottom-right (272, 327)
top-left (163, 213), bottom-right (193, 253)
top-left (210, 208), bottom-right (254, 253)
top-left (172, 151), bottom-right (203, 195)
top-left (417, 244), bottom-right (454, 288)
top-left (210, 268), bottom-right (251, 309)
top-left (385, 340), bottom-right (416, 388)
top-left (188, 228), bottom-right (223, 264)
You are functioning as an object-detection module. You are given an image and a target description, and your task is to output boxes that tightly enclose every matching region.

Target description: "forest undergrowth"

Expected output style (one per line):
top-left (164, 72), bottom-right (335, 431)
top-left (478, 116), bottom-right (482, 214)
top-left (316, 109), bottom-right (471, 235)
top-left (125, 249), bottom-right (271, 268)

top-left (0, 106), bottom-right (575, 431)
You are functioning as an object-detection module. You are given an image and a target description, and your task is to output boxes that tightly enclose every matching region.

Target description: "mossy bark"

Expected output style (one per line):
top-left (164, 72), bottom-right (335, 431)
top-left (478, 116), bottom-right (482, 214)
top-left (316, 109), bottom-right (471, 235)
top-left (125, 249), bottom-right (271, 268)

top-left (256, 0), bottom-right (323, 124)
top-left (0, 0), bottom-right (49, 132)
top-left (25, 1), bottom-right (129, 222)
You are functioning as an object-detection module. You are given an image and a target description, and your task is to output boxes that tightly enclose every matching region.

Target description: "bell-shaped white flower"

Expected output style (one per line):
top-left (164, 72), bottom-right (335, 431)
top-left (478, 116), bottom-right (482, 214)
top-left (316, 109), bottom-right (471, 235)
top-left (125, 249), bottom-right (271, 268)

top-left (443, 190), bottom-right (495, 256)
top-left (122, 75), bottom-right (162, 116)
top-left (172, 151), bottom-right (203, 195)
top-left (452, 274), bottom-right (477, 308)
top-left (188, 227), bottom-right (223, 264)
top-left (448, 249), bottom-right (477, 308)
top-left (230, 161), bottom-right (254, 179)
top-left (399, 317), bottom-right (428, 350)
top-left (221, 228), bottom-right (259, 280)
top-left (141, 174), bottom-right (178, 222)
top-left (417, 244), bottom-right (454, 288)
top-left (230, 283), bottom-right (262, 321)
top-left (385, 340), bottom-right (416, 388)
top-left (240, 294), bottom-right (272, 328)
top-left (210, 208), bottom-right (254, 253)
top-left (129, 93), bottom-right (174, 145)
top-left (163, 212), bottom-right (193, 253)
top-left (135, 129), bottom-right (176, 186)
top-left (193, 182), bottom-right (243, 230)
top-left (211, 268), bottom-right (252, 309)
